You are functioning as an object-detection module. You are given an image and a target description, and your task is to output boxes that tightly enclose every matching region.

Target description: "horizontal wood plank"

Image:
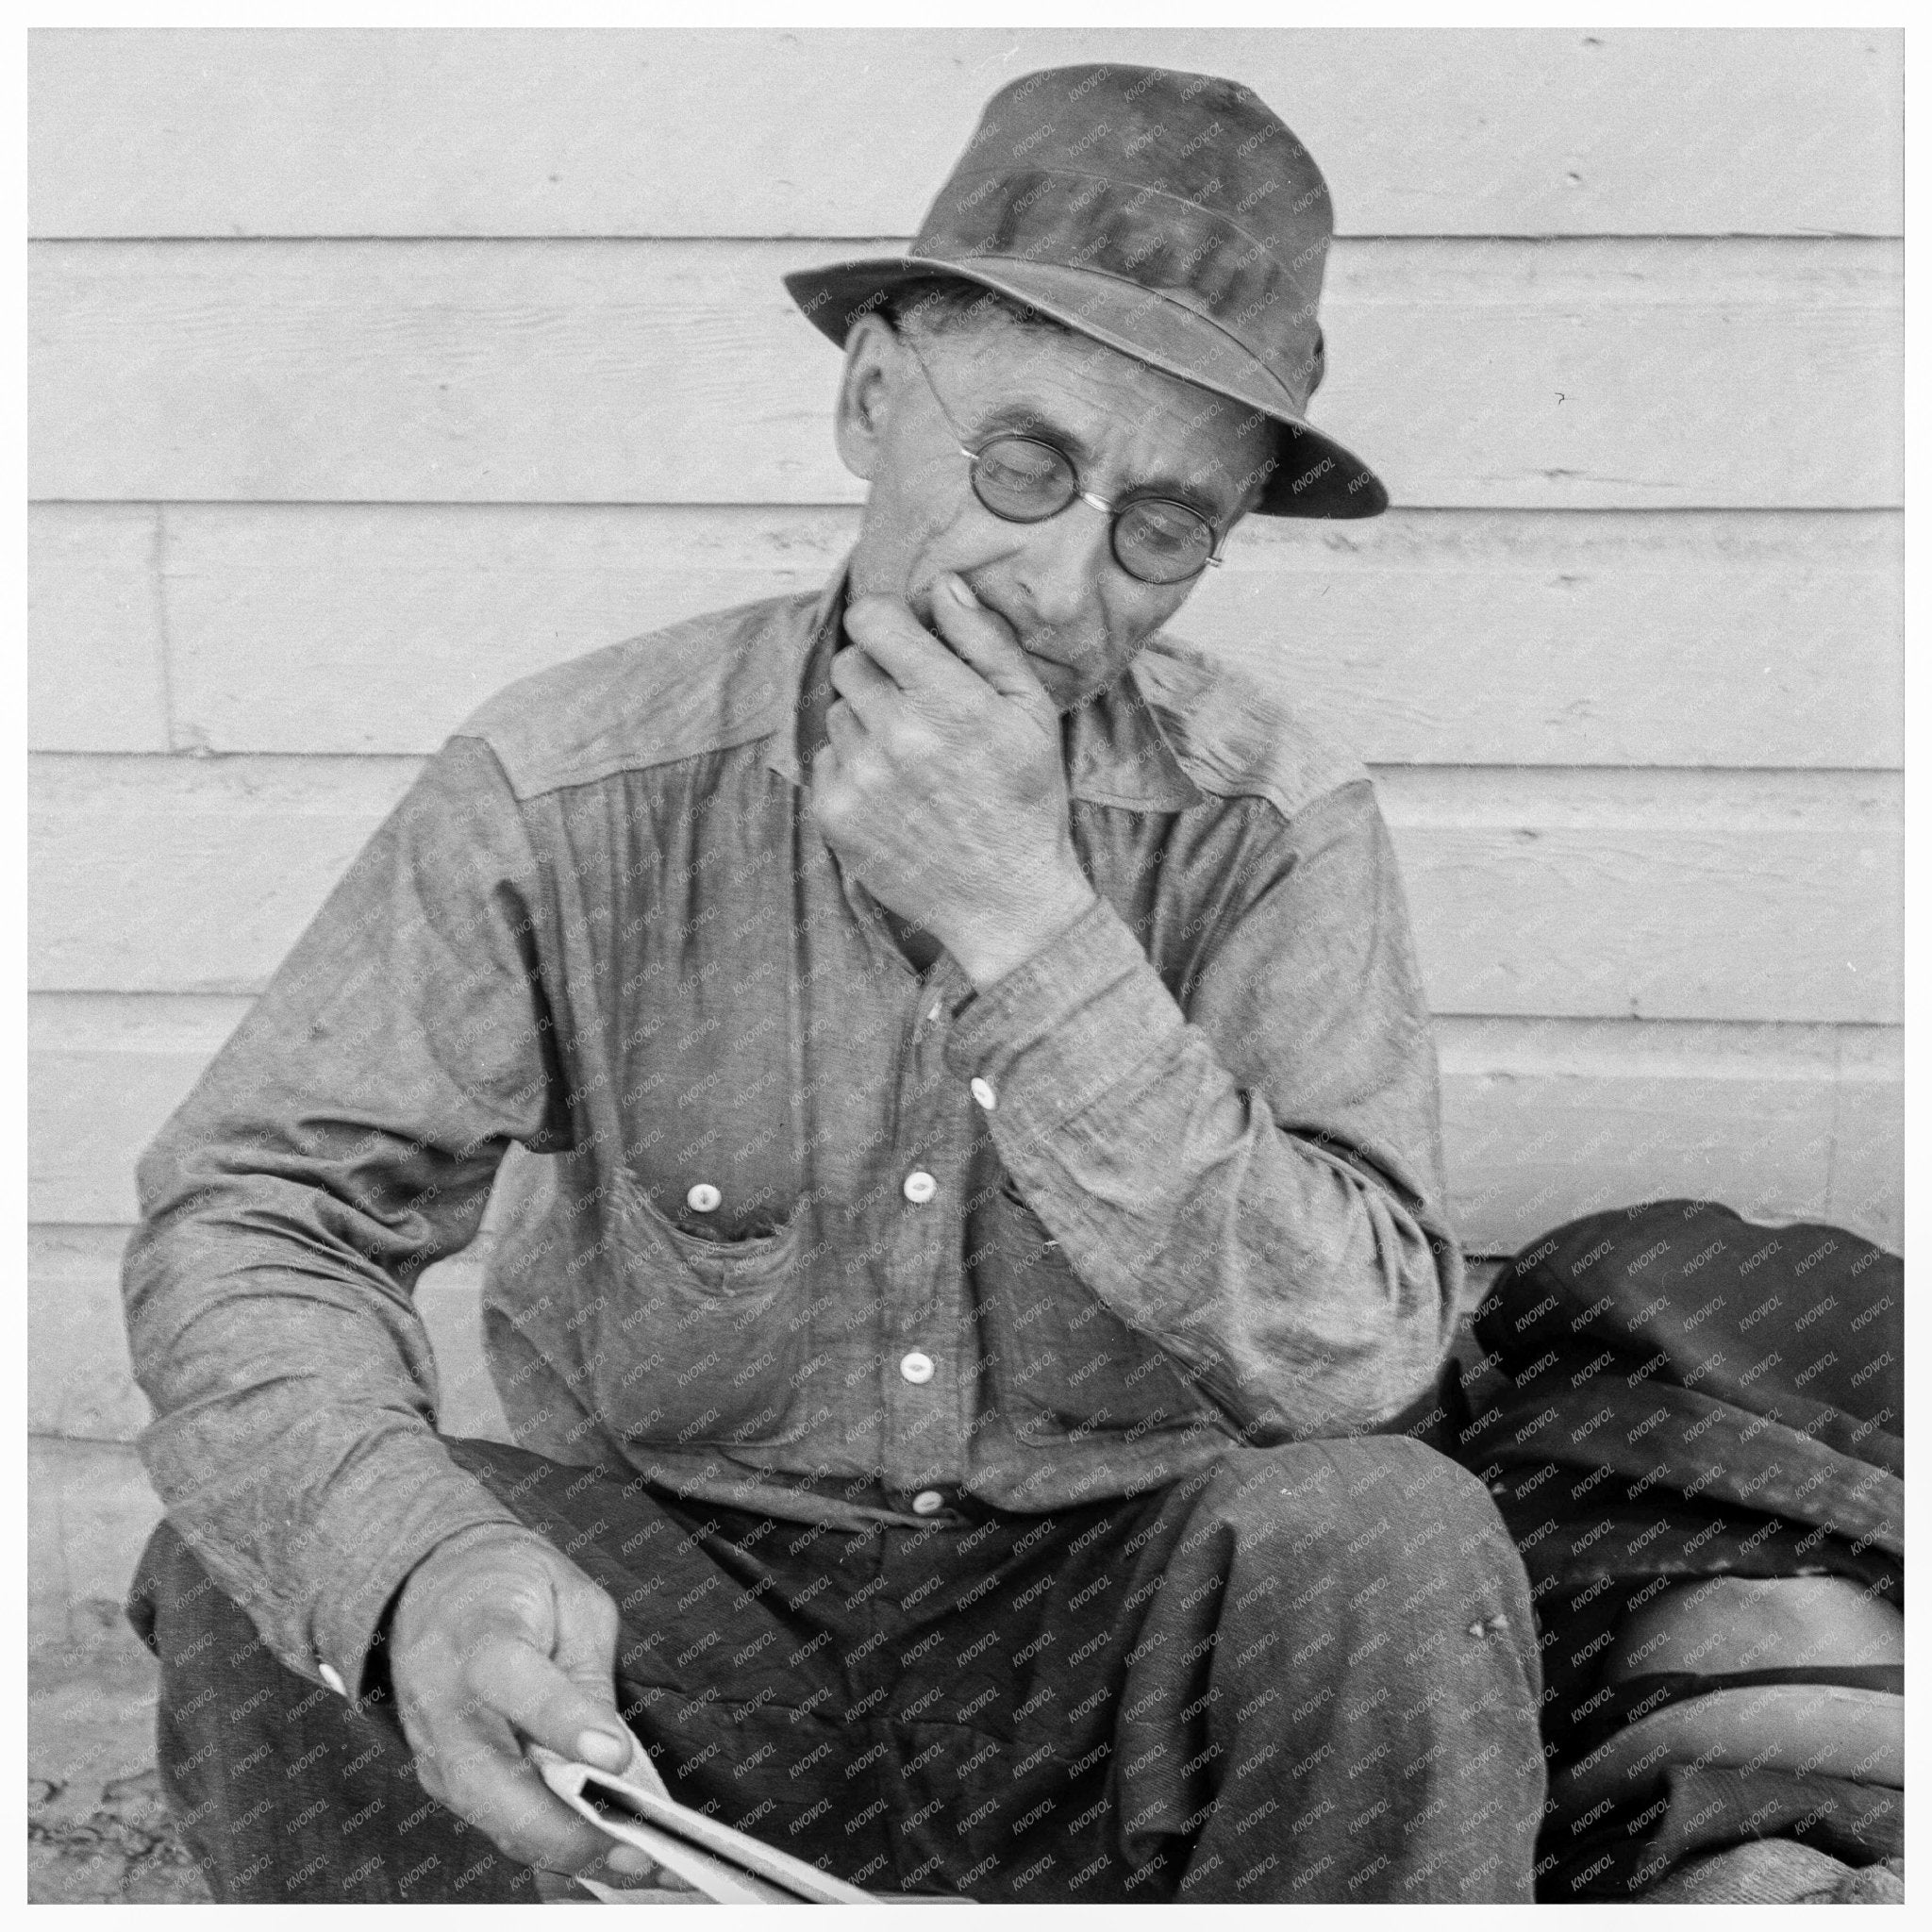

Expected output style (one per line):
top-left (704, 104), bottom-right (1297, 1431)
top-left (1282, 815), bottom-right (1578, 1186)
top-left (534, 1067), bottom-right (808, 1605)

top-left (31, 997), bottom-right (246, 1230)
top-left (1439, 1017), bottom-right (1901, 1254)
top-left (29, 29), bottom-right (1903, 239)
top-left (24, 503), bottom-right (1892, 766)
top-left (25, 1008), bottom-right (1902, 1445)
top-left (29, 238), bottom-right (1903, 510)
top-left (28, 757), bottom-right (1903, 1023)
top-left (27, 505), bottom-right (170, 753)
top-left (30, 757), bottom-right (409, 998)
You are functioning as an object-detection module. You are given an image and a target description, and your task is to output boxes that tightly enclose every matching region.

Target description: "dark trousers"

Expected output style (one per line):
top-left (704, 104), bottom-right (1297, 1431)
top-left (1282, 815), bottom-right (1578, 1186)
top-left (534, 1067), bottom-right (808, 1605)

top-left (128, 1435), bottom-right (1545, 1903)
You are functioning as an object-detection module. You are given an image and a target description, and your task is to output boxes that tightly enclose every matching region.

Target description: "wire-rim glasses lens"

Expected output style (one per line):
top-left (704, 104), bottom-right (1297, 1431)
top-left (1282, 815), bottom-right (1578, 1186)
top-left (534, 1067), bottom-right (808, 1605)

top-left (968, 437), bottom-right (1078, 524)
top-left (1113, 499), bottom-right (1216, 585)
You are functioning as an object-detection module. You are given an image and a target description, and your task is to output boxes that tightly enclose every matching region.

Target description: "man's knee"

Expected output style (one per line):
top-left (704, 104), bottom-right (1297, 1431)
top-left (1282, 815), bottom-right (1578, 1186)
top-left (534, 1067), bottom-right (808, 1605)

top-left (1196, 1439), bottom-right (1520, 1586)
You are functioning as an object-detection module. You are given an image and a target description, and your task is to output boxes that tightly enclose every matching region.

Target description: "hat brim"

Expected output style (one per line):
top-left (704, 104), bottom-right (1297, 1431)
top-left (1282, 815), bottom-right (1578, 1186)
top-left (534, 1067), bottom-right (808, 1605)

top-left (1553, 1685), bottom-right (1904, 1812)
top-left (782, 255), bottom-right (1388, 520)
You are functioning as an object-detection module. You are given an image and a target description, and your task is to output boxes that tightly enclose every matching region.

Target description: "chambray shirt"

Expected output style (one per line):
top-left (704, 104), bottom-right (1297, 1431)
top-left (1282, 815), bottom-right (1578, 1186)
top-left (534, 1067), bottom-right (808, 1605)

top-left (125, 566), bottom-right (1465, 1701)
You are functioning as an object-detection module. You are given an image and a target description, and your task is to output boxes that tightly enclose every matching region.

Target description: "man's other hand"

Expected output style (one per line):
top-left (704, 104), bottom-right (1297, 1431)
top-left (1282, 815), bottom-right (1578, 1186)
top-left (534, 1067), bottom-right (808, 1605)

top-left (812, 572), bottom-right (1098, 987)
top-left (389, 1527), bottom-right (658, 1883)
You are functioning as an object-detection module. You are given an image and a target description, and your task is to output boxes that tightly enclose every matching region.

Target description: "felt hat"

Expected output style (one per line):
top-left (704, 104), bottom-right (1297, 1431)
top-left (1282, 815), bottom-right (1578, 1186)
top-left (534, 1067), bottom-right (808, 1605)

top-left (783, 63), bottom-right (1387, 520)
top-left (1553, 1574), bottom-right (1905, 1809)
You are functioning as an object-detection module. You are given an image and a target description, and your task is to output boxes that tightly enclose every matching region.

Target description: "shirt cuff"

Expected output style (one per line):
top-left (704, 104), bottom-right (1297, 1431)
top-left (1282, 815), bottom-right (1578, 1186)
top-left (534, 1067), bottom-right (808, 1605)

top-left (307, 1447), bottom-right (538, 1713)
top-left (943, 894), bottom-right (1184, 1143)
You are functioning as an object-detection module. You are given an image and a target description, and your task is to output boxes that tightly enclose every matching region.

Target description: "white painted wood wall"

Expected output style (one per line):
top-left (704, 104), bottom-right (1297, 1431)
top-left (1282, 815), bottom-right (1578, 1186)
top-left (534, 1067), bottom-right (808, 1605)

top-left (27, 29), bottom-right (1903, 1641)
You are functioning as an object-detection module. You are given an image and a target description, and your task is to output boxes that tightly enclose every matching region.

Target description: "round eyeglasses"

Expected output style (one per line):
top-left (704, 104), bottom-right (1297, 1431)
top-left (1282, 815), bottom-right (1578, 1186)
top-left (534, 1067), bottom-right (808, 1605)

top-left (898, 337), bottom-right (1229, 587)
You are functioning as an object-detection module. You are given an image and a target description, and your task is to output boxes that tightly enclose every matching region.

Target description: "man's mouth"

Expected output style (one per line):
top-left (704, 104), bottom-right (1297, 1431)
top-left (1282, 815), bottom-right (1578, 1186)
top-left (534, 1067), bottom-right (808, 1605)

top-left (911, 579), bottom-right (1079, 688)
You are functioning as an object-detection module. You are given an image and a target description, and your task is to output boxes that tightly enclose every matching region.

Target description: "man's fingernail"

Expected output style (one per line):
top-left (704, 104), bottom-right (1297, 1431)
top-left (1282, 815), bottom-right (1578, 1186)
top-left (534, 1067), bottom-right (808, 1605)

top-left (945, 573), bottom-right (981, 608)
top-left (576, 1729), bottom-right (629, 1772)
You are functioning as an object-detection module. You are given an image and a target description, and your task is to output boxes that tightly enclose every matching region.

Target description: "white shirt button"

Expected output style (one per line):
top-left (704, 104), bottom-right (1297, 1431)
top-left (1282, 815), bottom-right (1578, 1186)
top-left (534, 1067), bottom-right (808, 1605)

top-left (902, 1171), bottom-right (937, 1205)
top-left (686, 1182), bottom-right (721, 1213)
top-left (970, 1077), bottom-right (996, 1110)
top-left (900, 1351), bottom-right (936, 1384)
top-left (910, 1490), bottom-right (944, 1515)
top-left (319, 1663), bottom-right (346, 1696)
top-left (927, 1000), bottom-right (942, 1024)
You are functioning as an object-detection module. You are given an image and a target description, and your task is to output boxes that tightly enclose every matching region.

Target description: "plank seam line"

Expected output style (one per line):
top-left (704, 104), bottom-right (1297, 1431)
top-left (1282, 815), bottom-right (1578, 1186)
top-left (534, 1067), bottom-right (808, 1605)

top-left (23, 499), bottom-right (1908, 521)
top-left (24, 230), bottom-right (1907, 244)
top-left (29, 500), bottom-right (1910, 515)
top-left (26, 753), bottom-right (1906, 778)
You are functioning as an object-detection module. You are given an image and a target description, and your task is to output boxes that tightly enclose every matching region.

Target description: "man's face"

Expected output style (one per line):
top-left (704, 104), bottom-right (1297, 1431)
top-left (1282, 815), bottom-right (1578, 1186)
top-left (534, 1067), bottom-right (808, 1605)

top-left (835, 311), bottom-right (1277, 710)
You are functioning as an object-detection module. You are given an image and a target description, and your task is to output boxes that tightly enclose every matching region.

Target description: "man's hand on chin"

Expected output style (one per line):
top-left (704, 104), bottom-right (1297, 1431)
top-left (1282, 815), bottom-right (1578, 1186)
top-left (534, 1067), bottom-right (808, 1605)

top-left (809, 572), bottom-right (1099, 990)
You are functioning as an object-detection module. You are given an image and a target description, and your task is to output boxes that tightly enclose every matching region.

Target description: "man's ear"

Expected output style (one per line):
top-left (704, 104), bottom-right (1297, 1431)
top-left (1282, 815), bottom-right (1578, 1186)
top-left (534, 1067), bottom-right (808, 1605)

top-left (832, 313), bottom-right (902, 484)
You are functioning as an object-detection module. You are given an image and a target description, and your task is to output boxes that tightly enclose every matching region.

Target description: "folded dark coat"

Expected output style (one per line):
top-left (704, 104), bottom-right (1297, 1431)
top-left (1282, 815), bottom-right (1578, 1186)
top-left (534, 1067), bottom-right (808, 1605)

top-left (1449, 1199), bottom-right (1903, 1896)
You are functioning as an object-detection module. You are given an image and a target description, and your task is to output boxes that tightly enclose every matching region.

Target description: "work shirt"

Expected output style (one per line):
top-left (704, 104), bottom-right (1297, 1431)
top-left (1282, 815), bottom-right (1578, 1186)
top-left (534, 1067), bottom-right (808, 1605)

top-left (124, 565), bottom-right (1465, 1706)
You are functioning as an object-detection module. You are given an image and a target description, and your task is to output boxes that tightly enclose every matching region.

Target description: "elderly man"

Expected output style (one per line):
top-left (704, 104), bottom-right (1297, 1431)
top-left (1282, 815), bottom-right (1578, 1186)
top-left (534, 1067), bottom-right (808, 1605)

top-left (125, 64), bottom-right (1544, 1903)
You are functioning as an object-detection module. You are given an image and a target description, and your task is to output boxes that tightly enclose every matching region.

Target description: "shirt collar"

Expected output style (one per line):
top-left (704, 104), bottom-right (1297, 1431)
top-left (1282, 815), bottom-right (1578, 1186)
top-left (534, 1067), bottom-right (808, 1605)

top-left (763, 560), bottom-right (1204, 814)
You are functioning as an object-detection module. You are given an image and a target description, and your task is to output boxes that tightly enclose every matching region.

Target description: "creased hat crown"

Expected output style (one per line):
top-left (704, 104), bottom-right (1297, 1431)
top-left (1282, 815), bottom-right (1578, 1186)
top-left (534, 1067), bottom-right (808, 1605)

top-left (936, 66), bottom-right (1333, 405)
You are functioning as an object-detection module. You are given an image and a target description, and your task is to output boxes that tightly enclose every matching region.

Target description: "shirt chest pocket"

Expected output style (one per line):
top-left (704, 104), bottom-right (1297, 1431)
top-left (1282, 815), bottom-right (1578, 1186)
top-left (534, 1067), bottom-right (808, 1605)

top-left (978, 1183), bottom-right (1218, 1442)
top-left (587, 1169), bottom-right (819, 1449)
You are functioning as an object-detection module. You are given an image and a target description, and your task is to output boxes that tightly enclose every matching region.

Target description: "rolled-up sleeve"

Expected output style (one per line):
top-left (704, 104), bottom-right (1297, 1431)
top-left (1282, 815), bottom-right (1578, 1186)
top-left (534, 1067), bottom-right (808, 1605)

top-left (945, 777), bottom-right (1463, 1438)
top-left (122, 735), bottom-right (567, 1702)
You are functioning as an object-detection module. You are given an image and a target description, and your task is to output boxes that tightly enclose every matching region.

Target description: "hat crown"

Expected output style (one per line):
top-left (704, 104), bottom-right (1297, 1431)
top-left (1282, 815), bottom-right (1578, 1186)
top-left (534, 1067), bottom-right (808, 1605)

top-left (955, 64), bottom-right (1331, 254)
top-left (912, 63), bottom-right (1336, 412)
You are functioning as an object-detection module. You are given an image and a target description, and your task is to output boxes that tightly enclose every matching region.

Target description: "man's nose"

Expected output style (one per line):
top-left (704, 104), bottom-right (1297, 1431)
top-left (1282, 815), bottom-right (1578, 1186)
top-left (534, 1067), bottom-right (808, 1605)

top-left (1010, 499), bottom-right (1117, 629)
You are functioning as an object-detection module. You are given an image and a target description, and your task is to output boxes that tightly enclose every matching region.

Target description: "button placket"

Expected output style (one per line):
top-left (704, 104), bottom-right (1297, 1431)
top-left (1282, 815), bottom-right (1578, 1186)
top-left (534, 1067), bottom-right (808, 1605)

top-left (878, 966), bottom-right (973, 1498)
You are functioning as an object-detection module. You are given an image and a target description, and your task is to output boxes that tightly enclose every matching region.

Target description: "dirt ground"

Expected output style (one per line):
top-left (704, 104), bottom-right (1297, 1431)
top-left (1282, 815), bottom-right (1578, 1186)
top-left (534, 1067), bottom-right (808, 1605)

top-left (27, 1600), bottom-right (209, 1904)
